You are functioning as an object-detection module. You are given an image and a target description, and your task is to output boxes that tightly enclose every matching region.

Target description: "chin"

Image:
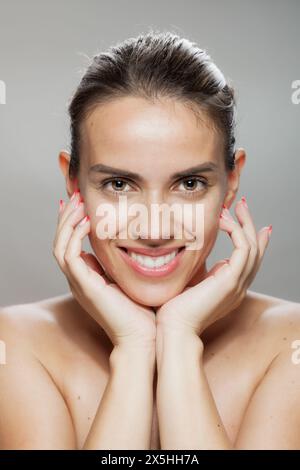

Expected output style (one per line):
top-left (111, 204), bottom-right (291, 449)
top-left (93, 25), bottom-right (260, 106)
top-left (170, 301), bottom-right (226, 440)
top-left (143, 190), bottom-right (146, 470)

top-left (115, 279), bottom-right (185, 308)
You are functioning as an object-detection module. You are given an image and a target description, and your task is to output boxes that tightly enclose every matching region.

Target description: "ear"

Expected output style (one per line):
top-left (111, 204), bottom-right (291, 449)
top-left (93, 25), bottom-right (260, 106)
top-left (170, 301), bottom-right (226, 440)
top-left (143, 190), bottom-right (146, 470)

top-left (223, 148), bottom-right (246, 209)
top-left (58, 150), bottom-right (79, 199)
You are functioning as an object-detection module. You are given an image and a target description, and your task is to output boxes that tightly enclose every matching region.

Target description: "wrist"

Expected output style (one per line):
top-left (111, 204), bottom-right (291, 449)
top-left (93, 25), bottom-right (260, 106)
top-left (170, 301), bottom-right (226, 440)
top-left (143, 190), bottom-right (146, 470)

top-left (110, 342), bottom-right (156, 369)
top-left (156, 325), bottom-right (204, 365)
top-left (157, 323), bottom-right (204, 346)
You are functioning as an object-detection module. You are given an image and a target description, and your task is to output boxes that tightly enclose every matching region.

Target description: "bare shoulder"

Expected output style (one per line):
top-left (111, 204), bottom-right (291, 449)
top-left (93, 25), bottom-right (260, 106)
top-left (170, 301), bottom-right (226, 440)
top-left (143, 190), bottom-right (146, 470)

top-left (0, 293), bottom-right (112, 449)
top-left (232, 289), bottom-right (300, 374)
top-left (0, 296), bottom-right (58, 358)
top-left (0, 293), bottom-right (110, 368)
top-left (244, 289), bottom-right (300, 345)
top-left (233, 291), bottom-right (300, 449)
top-left (0, 294), bottom-right (86, 449)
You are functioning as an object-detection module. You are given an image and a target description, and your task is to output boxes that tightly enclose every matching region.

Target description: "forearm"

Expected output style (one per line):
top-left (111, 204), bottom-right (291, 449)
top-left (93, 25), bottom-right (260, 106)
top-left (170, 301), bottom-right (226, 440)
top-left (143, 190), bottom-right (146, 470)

top-left (82, 344), bottom-right (156, 450)
top-left (156, 328), bottom-right (233, 450)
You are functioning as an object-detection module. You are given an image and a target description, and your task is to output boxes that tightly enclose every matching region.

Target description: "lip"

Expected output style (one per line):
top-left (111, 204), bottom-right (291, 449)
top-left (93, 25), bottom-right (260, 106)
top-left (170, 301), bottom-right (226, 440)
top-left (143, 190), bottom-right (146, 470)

top-left (117, 245), bottom-right (185, 257)
top-left (117, 246), bottom-right (186, 277)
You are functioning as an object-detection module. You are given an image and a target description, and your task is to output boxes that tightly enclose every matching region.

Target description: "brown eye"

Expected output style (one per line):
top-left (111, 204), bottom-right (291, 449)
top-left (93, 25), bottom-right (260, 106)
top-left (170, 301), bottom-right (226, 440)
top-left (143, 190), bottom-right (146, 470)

top-left (101, 178), bottom-right (133, 195)
top-left (176, 177), bottom-right (208, 196)
top-left (110, 180), bottom-right (127, 191)
top-left (182, 179), bottom-right (198, 190)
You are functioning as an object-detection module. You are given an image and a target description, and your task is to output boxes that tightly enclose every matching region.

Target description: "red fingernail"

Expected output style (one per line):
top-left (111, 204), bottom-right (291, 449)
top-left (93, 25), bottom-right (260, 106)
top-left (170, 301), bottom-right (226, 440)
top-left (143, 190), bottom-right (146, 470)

top-left (241, 196), bottom-right (248, 208)
top-left (268, 224), bottom-right (272, 235)
top-left (70, 189), bottom-right (80, 201)
top-left (79, 215), bottom-right (90, 226)
top-left (222, 204), bottom-right (227, 209)
top-left (75, 196), bottom-right (84, 208)
top-left (220, 207), bottom-right (232, 220)
top-left (59, 199), bottom-right (64, 212)
top-left (75, 196), bottom-right (84, 209)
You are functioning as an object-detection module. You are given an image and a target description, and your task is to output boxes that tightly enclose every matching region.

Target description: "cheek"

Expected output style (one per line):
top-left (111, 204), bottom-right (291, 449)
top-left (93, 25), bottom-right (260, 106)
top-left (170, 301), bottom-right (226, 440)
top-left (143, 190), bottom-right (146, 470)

top-left (88, 226), bottom-right (110, 263)
top-left (184, 202), bottom-right (220, 248)
top-left (202, 206), bottom-right (221, 254)
top-left (205, 207), bottom-right (220, 232)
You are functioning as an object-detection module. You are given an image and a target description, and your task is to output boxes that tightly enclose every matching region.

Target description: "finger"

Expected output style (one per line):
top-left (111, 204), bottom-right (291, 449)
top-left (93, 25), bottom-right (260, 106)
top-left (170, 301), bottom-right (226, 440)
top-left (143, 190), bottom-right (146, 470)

top-left (58, 190), bottom-right (79, 220)
top-left (257, 225), bottom-right (272, 258)
top-left (59, 199), bottom-right (66, 216)
top-left (219, 207), bottom-right (251, 285)
top-left (53, 201), bottom-right (85, 271)
top-left (63, 215), bottom-right (95, 284)
top-left (234, 197), bottom-right (258, 246)
top-left (233, 198), bottom-right (260, 284)
top-left (64, 215), bottom-right (110, 288)
top-left (247, 225), bottom-right (272, 284)
top-left (65, 217), bottom-right (114, 291)
top-left (58, 190), bottom-right (82, 228)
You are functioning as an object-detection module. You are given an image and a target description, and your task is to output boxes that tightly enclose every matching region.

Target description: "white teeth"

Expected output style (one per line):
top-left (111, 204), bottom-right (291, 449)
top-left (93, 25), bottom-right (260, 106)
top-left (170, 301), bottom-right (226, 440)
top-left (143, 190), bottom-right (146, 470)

top-left (128, 250), bottom-right (179, 268)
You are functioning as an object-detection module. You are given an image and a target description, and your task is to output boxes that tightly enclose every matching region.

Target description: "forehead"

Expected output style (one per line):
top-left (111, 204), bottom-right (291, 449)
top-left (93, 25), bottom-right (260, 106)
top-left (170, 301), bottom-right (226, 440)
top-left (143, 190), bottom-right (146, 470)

top-left (80, 96), bottom-right (224, 170)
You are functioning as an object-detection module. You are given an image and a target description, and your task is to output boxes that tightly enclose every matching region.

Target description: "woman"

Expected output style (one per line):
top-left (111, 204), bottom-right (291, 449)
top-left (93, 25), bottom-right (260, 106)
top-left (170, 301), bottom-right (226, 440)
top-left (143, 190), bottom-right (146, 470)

top-left (1, 30), bottom-right (300, 451)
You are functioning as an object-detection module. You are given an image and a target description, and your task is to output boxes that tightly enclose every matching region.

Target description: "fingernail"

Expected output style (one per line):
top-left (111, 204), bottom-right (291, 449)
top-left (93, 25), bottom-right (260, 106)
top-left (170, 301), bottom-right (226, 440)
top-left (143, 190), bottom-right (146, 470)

top-left (79, 215), bottom-right (90, 226)
top-left (70, 189), bottom-right (80, 201)
top-left (262, 225), bottom-right (272, 238)
top-left (59, 199), bottom-right (64, 212)
top-left (75, 196), bottom-right (84, 209)
top-left (241, 196), bottom-right (248, 208)
top-left (268, 224), bottom-right (272, 237)
top-left (220, 207), bottom-right (232, 220)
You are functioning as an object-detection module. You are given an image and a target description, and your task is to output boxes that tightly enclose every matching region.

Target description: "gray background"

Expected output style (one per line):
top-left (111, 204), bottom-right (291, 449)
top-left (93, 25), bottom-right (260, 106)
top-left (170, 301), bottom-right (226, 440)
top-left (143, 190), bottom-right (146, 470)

top-left (0, 0), bottom-right (299, 306)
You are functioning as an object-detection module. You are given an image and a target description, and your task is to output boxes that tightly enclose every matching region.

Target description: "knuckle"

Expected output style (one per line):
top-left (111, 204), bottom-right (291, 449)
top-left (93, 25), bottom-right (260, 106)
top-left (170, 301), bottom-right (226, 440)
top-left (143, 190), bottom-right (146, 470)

top-left (227, 275), bottom-right (238, 294)
top-left (52, 246), bottom-right (59, 261)
top-left (253, 248), bottom-right (260, 263)
top-left (64, 251), bottom-right (72, 266)
top-left (244, 242), bottom-right (251, 254)
top-left (249, 240), bottom-right (257, 252)
top-left (249, 239), bottom-right (258, 254)
top-left (236, 284), bottom-right (246, 299)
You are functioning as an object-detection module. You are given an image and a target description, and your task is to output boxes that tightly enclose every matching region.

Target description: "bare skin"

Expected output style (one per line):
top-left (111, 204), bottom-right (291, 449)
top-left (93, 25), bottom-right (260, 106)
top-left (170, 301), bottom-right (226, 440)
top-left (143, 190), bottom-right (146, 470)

top-left (0, 289), bottom-right (300, 449)
top-left (1, 96), bottom-right (300, 449)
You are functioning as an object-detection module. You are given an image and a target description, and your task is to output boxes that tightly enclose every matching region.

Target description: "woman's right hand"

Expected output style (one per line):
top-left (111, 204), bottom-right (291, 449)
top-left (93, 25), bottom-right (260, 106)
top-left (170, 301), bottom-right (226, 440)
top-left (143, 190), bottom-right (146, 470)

top-left (53, 190), bottom-right (156, 350)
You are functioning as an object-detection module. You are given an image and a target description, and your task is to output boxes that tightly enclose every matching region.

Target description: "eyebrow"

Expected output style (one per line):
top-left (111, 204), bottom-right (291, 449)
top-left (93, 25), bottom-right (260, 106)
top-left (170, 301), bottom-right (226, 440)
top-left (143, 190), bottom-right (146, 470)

top-left (88, 161), bottom-right (219, 182)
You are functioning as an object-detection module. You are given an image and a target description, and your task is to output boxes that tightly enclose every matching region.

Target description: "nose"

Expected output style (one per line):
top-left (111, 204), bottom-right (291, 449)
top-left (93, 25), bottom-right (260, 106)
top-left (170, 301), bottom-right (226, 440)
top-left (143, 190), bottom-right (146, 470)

top-left (128, 190), bottom-right (180, 243)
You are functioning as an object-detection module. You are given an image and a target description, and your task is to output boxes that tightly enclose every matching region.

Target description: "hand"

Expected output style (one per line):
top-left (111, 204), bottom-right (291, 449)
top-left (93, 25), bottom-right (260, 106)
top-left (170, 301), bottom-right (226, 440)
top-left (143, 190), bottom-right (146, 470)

top-left (53, 190), bottom-right (156, 349)
top-left (155, 197), bottom-right (272, 337)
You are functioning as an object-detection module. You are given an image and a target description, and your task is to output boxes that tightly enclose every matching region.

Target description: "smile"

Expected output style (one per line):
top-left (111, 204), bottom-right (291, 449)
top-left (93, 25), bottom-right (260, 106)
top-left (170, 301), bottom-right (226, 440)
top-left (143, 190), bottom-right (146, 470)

top-left (117, 246), bottom-right (186, 277)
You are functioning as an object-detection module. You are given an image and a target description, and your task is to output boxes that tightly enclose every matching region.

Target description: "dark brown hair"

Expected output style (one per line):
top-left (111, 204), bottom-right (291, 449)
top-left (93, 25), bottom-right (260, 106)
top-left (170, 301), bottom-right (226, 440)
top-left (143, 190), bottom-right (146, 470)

top-left (67, 29), bottom-right (236, 179)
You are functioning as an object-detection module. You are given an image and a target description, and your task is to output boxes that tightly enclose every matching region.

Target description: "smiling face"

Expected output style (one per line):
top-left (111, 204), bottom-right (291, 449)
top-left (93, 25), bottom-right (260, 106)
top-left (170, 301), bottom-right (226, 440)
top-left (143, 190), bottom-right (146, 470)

top-left (60, 95), bottom-right (244, 307)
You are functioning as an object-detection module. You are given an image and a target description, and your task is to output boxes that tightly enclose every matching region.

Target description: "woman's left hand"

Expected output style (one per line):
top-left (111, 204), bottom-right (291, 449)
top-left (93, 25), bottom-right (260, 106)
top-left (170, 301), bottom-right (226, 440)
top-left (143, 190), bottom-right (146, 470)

top-left (156, 197), bottom-right (272, 337)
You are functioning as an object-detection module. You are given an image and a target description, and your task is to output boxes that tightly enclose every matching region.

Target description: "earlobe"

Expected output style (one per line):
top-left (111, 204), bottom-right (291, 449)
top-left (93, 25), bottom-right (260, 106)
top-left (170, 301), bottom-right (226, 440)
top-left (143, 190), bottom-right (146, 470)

top-left (223, 190), bottom-right (236, 210)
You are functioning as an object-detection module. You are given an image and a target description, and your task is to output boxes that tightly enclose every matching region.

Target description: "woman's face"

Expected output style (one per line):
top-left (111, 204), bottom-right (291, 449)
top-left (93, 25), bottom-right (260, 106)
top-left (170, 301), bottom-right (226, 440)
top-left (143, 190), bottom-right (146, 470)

top-left (63, 96), bottom-right (242, 307)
